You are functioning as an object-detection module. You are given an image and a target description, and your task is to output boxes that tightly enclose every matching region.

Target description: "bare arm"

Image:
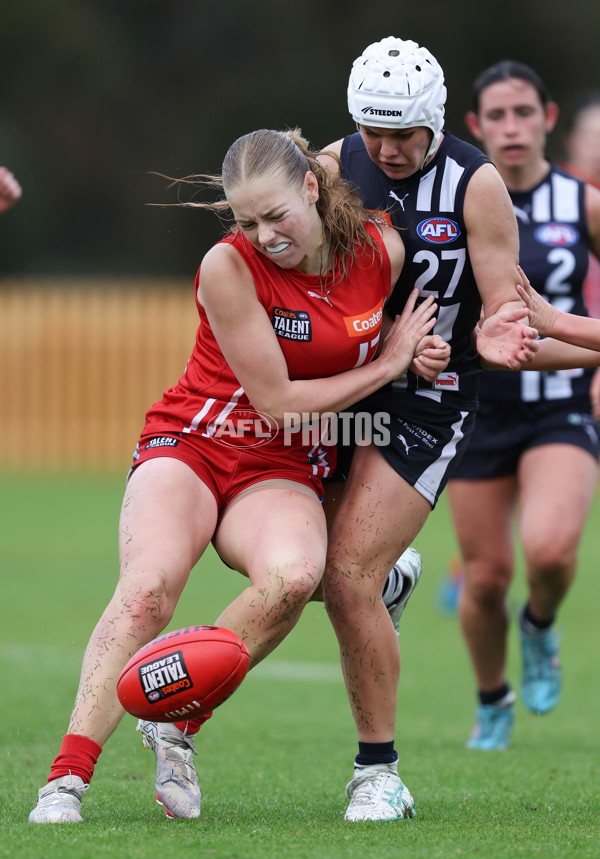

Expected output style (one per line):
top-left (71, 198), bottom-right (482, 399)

top-left (466, 164), bottom-right (537, 368)
top-left (526, 338), bottom-right (600, 370)
top-left (516, 266), bottom-right (600, 351)
top-left (466, 164), bottom-right (523, 317)
top-left (317, 139), bottom-right (344, 175)
top-left (198, 243), bottom-right (436, 424)
top-left (545, 309), bottom-right (600, 349)
top-left (380, 221), bottom-right (404, 295)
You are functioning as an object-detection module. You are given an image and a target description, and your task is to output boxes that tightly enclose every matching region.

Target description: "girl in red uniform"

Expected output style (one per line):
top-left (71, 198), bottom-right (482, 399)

top-left (29, 128), bottom-right (449, 824)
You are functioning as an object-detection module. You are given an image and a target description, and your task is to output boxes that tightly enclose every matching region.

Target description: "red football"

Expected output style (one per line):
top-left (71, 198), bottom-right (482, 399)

top-left (117, 625), bottom-right (250, 722)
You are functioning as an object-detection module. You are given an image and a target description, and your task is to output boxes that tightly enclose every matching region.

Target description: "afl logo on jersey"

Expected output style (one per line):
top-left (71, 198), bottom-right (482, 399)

top-left (417, 217), bottom-right (460, 244)
top-left (534, 223), bottom-right (579, 247)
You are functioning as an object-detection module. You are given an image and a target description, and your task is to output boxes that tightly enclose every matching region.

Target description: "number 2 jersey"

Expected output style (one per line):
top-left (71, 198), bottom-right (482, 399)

top-left (477, 163), bottom-right (594, 408)
top-left (340, 130), bottom-right (489, 411)
top-left (138, 222), bottom-right (391, 479)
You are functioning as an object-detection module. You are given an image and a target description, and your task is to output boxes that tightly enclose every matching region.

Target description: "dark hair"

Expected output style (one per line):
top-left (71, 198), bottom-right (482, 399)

top-left (471, 60), bottom-right (550, 114)
top-left (157, 128), bottom-right (382, 283)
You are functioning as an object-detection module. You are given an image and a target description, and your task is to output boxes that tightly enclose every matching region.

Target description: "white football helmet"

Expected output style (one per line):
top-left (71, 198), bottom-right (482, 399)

top-left (347, 37), bottom-right (447, 165)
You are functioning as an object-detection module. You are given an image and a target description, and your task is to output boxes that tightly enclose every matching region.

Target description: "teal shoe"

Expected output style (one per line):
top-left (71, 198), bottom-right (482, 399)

top-left (520, 619), bottom-right (561, 714)
top-left (466, 692), bottom-right (516, 750)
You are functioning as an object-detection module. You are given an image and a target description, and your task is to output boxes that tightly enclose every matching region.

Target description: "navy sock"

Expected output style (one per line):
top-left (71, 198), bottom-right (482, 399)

top-left (479, 683), bottom-right (511, 707)
top-left (355, 741), bottom-right (398, 766)
top-left (523, 603), bottom-right (554, 630)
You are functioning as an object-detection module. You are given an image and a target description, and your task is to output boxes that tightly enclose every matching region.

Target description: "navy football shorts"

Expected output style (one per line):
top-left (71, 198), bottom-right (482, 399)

top-left (325, 392), bottom-right (477, 508)
top-left (452, 398), bottom-right (600, 481)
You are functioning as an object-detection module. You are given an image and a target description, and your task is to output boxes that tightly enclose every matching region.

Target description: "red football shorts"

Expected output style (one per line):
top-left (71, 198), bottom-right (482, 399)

top-left (130, 430), bottom-right (324, 517)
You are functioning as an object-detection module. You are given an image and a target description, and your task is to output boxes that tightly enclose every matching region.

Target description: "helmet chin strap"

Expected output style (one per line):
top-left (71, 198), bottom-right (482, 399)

top-left (419, 129), bottom-right (439, 171)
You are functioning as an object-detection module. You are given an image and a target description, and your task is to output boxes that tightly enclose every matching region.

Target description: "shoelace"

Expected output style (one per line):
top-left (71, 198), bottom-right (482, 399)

top-left (40, 780), bottom-right (89, 805)
top-left (345, 770), bottom-right (388, 801)
top-left (143, 724), bottom-right (199, 785)
top-left (141, 722), bottom-right (198, 755)
top-left (162, 744), bottom-right (198, 783)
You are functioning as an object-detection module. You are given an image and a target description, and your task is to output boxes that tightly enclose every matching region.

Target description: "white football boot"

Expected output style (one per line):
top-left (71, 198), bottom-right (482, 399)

top-left (137, 720), bottom-right (201, 819)
top-left (382, 547), bottom-right (422, 633)
top-left (28, 775), bottom-right (89, 824)
top-left (344, 760), bottom-right (415, 821)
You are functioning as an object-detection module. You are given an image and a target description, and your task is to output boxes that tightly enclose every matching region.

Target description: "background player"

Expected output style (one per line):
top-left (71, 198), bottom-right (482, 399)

top-left (447, 62), bottom-right (600, 750)
top-left (561, 93), bottom-right (600, 333)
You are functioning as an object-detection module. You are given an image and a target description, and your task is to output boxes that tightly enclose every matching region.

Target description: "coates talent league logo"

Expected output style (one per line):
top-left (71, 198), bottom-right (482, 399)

top-left (138, 650), bottom-right (192, 703)
top-left (417, 217), bottom-right (460, 244)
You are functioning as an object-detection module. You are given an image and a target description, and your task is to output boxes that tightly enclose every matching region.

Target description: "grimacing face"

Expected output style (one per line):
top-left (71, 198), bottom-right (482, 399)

top-left (358, 124), bottom-right (434, 179)
top-left (227, 171), bottom-right (323, 274)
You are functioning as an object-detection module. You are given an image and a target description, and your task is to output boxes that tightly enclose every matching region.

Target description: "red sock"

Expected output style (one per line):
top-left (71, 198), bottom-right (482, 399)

top-left (48, 734), bottom-right (103, 784)
top-left (174, 712), bottom-right (213, 735)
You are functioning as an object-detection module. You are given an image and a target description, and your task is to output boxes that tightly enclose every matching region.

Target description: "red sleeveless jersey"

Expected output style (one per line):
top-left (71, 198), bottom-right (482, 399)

top-left (140, 221), bottom-right (391, 477)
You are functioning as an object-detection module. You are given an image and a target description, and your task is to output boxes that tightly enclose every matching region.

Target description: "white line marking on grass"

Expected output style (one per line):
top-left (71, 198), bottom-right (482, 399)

top-left (0, 644), bottom-right (342, 682)
top-left (0, 643), bottom-right (84, 669)
top-left (251, 660), bottom-right (342, 682)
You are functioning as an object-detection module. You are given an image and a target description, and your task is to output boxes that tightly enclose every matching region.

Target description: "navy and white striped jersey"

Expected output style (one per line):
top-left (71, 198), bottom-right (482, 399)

top-left (478, 164), bottom-right (593, 405)
top-left (340, 130), bottom-right (489, 410)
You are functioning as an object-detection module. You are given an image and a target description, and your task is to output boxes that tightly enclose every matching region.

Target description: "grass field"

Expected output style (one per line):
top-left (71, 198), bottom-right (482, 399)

top-left (1, 473), bottom-right (599, 858)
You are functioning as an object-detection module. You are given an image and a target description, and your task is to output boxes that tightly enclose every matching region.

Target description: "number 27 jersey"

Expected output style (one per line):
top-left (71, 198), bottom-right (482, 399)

top-left (340, 130), bottom-right (489, 409)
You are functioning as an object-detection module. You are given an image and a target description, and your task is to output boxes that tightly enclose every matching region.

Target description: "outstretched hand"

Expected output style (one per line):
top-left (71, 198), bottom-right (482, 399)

top-left (379, 289), bottom-right (439, 379)
top-left (476, 305), bottom-right (539, 370)
top-left (515, 265), bottom-right (556, 337)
